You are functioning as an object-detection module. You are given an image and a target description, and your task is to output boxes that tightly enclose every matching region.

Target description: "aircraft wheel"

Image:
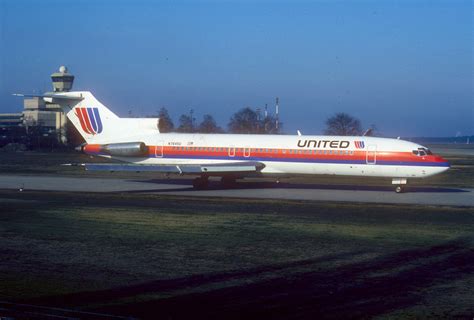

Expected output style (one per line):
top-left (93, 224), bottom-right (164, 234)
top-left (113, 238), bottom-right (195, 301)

top-left (395, 185), bottom-right (404, 193)
top-left (193, 177), bottom-right (209, 190)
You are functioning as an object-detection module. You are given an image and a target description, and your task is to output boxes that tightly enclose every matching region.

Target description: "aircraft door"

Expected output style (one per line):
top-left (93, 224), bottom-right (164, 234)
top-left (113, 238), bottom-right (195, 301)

top-left (228, 146), bottom-right (235, 157)
top-left (366, 145), bottom-right (376, 164)
top-left (155, 140), bottom-right (164, 157)
top-left (244, 147), bottom-right (251, 158)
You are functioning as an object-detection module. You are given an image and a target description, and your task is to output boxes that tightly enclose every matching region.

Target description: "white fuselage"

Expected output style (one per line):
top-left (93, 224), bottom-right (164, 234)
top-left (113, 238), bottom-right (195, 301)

top-left (86, 133), bottom-right (450, 179)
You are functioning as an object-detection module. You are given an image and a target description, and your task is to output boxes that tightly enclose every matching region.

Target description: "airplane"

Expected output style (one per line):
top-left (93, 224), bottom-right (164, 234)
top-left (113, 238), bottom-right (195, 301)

top-left (15, 91), bottom-right (450, 193)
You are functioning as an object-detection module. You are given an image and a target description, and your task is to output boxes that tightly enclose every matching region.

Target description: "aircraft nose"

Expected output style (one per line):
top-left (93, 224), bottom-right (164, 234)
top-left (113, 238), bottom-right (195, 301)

top-left (435, 155), bottom-right (450, 169)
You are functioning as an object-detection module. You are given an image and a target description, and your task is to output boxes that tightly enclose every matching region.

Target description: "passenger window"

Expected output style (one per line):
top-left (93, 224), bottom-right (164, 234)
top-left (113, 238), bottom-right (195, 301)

top-left (412, 150), bottom-right (419, 156)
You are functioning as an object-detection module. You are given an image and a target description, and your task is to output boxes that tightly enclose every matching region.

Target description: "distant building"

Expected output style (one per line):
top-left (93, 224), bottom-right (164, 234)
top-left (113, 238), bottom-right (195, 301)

top-left (0, 113), bottom-right (23, 128)
top-left (22, 96), bottom-right (67, 140)
top-left (0, 66), bottom-right (73, 146)
top-left (0, 113), bottom-right (26, 146)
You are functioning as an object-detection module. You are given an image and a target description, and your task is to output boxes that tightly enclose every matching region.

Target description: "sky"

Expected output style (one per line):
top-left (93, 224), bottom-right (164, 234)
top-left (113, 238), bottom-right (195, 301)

top-left (0, 0), bottom-right (472, 137)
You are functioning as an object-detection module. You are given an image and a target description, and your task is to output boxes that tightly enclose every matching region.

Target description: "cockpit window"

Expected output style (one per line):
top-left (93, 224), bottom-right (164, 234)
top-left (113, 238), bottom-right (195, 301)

top-left (413, 147), bottom-right (432, 156)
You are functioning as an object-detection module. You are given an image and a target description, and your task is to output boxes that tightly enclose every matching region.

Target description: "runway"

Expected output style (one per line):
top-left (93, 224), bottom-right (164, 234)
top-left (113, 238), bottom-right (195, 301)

top-left (0, 174), bottom-right (472, 206)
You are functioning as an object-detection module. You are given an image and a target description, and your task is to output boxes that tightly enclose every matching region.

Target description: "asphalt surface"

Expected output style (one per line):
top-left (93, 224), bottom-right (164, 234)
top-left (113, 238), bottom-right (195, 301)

top-left (0, 174), bottom-right (473, 206)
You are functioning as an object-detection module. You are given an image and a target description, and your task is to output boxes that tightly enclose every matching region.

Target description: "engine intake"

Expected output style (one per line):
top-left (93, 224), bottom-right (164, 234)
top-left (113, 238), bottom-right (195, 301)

top-left (102, 142), bottom-right (148, 157)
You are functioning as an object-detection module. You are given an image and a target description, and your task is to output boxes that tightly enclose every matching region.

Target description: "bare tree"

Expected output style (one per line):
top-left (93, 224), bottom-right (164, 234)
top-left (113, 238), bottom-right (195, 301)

top-left (177, 114), bottom-right (194, 133)
top-left (155, 107), bottom-right (174, 133)
top-left (362, 124), bottom-right (381, 137)
top-left (198, 114), bottom-right (223, 133)
top-left (228, 108), bottom-right (260, 134)
top-left (324, 113), bottom-right (362, 136)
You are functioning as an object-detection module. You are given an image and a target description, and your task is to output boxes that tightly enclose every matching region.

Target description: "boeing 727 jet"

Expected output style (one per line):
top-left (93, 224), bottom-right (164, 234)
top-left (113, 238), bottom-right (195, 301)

top-left (16, 91), bottom-right (450, 192)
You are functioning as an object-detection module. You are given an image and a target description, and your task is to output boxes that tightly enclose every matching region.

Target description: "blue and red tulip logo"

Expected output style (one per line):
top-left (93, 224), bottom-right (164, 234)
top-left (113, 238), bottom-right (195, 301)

top-left (75, 107), bottom-right (103, 135)
top-left (354, 141), bottom-right (365, 149)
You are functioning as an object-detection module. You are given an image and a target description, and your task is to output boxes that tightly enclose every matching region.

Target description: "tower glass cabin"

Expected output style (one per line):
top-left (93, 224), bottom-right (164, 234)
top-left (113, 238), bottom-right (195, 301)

top-left (51, 66), bottom-right (74, 92)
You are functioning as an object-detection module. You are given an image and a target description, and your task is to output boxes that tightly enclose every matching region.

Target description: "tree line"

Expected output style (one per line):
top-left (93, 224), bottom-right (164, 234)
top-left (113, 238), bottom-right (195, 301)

top-left (152, 107), bottom-right (282, 134)
top-left (154, 107), bottom-right (376, 136)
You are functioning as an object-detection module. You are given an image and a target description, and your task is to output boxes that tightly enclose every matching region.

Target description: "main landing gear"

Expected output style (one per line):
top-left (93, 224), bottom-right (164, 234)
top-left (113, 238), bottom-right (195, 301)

top-left (221, 176), bottom-right (237, 188)
top-left (192, 176), bottom-right (238, 190)
top-left (193, 176), bottom-right (209, 190)
top-left (392, 178), bottom-right (407, 193)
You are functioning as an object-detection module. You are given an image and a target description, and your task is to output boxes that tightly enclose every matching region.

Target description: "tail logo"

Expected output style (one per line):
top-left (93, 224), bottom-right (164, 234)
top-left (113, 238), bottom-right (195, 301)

top-left (354, 141), bottom-right (365, 149)
top-left (75, 107), bottom-right (103, 135)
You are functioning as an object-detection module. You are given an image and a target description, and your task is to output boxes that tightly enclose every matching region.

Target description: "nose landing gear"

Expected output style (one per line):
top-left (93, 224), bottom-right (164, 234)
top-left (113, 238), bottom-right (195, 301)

top-left (392, 178), bottom-right (407, 193)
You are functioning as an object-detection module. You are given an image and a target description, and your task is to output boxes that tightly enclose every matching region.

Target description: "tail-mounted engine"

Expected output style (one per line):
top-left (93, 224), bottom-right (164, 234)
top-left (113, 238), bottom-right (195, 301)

top-left (82, 142), bottom-right (148, 157)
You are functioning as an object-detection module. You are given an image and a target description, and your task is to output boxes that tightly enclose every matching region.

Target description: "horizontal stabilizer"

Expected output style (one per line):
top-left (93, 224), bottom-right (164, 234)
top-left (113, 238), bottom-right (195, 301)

top-left (13, 93), bottom-right (84, 101)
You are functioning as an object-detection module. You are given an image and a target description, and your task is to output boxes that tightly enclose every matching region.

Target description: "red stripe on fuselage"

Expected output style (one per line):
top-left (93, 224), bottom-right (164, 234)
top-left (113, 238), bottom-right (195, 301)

top-left (83, 144), bottom-right (448, 165)
top-left (150, 147), bottom-right (447, 164)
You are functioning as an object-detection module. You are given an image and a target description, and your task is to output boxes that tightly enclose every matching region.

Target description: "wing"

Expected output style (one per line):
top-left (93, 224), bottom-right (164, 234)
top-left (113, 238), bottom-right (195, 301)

top-left (76, 161), bottom-right (265, 175)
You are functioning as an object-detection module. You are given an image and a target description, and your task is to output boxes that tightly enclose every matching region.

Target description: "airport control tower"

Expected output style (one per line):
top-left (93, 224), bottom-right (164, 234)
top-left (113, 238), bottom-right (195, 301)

top-left (51, 66), bottom-right (74, 92)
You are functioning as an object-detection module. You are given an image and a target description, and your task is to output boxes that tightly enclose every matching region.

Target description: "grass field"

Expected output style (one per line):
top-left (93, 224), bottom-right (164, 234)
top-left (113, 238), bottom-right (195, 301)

top-left (1, 190), bottom-right (473, 319)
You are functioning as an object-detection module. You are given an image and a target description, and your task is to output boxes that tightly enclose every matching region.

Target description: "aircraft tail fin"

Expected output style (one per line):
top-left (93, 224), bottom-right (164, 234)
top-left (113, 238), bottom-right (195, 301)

top-left (14, 91), bottom-right (160, 144)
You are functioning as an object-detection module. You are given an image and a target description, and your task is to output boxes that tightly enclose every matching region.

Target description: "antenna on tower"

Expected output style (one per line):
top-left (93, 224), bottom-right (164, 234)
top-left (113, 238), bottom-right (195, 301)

top-left (275, 97), bottom-right (279, 131)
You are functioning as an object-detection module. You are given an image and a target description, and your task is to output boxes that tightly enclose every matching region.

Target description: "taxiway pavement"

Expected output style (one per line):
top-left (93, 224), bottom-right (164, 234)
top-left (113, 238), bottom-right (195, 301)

top-left (0, 174), bottom-right (472, 207)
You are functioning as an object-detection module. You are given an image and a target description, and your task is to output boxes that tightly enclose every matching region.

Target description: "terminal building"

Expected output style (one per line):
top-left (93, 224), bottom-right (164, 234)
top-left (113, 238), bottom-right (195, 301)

top-left (0, 113), bottom-right (23, 128)
top-left (0, 66), bottom-right (73, 146)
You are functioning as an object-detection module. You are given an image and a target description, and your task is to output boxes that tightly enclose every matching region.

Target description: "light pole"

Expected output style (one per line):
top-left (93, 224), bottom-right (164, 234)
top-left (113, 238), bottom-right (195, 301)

top-left (190, 109), bottom-right (195, 132)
